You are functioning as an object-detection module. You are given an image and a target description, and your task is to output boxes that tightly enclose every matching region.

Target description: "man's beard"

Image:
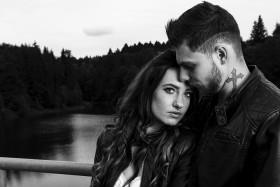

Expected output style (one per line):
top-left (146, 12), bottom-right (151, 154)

top-left (192, 61), bottom-right (222, 95)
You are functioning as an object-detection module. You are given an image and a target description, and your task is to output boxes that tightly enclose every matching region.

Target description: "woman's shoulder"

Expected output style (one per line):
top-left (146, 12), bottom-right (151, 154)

top-left (173, 127), bottom-right (197, 156)
top-left (97, 124), bottom-right (116, 146)
top-left (94, 124), bottom-right (118, 163)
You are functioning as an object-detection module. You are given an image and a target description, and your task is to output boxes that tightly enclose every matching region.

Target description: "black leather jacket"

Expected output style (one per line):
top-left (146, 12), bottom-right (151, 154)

top-left (190, 66), bottom-right (280, 187)
top-left (90, 126), bottom-right (196, 187)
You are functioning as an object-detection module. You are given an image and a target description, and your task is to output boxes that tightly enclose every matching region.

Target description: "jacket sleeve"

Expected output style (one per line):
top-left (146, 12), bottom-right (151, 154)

top-left (94, 132), bottom-right (104, 164)
top-left (90, 132), bottom-right (105, 187)
top-left (253, 110), bottom-right (280, 187)
top-left (168, 134), bottom-right (197, 187)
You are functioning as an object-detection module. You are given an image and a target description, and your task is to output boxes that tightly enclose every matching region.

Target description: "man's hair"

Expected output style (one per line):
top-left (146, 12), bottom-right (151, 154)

top-left (166, 1), bottom-right (243, 59)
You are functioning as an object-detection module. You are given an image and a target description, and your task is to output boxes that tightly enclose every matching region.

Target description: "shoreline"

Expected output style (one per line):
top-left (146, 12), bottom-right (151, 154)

top-left (1, 101), bottom-right (116, 122)
top-left (27, 103), bottom-right (93, 118)
top-left (1, 102), bottom-right (93, 121)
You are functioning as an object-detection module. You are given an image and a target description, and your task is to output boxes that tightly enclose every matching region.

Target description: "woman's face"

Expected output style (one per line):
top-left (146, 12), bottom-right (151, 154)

top-left (151, 67), bottom-right (193, 127)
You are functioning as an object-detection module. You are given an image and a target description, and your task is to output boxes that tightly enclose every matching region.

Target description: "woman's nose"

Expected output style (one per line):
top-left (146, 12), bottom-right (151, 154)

top-left (173, 96), bottom-right (184, 109)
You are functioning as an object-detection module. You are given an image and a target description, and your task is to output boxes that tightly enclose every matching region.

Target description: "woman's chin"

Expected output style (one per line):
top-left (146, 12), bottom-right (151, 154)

top-left (162, 118), bottom-right (181, 126)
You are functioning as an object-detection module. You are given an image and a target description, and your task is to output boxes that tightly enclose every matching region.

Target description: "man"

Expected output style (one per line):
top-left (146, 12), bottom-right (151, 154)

top-left (166, 1), bottom-right (280, 187)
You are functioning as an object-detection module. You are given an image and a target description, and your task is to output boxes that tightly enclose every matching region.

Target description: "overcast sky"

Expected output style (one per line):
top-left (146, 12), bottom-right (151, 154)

top-left (1, 0), bottom-right (280, 58)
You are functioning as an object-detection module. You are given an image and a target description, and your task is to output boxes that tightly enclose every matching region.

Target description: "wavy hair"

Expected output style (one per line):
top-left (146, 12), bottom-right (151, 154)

top-left (92, 49), bottom-right (198, 186)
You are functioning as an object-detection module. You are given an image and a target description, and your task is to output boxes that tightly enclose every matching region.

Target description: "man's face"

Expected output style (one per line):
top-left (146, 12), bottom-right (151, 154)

top-left (175, 42), bottom-right (223, 95)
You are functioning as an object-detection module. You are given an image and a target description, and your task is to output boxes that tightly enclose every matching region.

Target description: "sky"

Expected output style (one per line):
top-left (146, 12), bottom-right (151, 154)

top-left (1, 0), bottom-right (280, 58)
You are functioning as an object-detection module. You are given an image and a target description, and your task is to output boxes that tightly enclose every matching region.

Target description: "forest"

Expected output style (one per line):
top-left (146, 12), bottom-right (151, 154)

top-left (1, 16), bottom-right (280, 119)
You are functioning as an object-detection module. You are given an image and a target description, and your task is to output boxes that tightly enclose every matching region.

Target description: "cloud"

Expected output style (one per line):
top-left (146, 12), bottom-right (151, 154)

top-left (83, 26), bottom-right (114, 36)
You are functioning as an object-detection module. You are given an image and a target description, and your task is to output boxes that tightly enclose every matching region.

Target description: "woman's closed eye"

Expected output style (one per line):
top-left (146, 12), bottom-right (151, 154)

top-left (181, 63), bottom-right (195, 71)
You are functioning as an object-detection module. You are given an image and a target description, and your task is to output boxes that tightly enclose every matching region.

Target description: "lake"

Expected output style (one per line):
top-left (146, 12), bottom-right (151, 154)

top-left (0, 113), bottom-right (115, 187)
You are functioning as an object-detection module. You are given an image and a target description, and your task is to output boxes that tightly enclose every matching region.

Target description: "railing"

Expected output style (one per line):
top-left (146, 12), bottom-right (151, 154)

top-left (0, 157), bottom-right (93, 187)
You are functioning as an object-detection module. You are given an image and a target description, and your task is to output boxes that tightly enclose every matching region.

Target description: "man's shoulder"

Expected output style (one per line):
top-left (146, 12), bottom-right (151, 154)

top-left (244, 75), bottom-right (280, 107)
top-left (243, 75), bottom-right (280, 123)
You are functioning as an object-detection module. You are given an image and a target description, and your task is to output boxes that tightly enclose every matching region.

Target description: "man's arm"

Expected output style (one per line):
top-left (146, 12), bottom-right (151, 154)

top-left (253, 110), bottom-right (280, 186)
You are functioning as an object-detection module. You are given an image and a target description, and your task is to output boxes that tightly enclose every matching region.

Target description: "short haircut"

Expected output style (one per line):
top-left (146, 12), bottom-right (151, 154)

top-left (166, 1), bottom-right (243, 59)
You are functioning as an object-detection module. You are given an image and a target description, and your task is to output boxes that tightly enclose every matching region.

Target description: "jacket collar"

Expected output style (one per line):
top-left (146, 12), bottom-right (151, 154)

top-left (213, 65), bottom-right (263, 126)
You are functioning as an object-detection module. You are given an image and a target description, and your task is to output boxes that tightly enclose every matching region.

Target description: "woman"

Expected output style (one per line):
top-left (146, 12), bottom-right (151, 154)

top-left (90, 49), bottom-right (198, 187)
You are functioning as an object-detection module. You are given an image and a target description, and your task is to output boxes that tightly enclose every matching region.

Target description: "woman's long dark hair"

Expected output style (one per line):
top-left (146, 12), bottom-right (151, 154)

top-left (92, 49), bottom-right (198, 186)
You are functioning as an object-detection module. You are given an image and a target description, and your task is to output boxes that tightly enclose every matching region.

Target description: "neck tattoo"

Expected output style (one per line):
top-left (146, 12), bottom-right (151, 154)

top-left (226, 68), bottom-right (244, 94)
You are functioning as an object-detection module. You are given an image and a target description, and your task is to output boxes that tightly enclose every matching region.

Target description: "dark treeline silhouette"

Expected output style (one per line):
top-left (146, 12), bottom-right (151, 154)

top-left (244, 15), bottom-right (280, 88)
top-left (1, 15), bottom-right (280, 119)
top-left (0, 41), bottom-right (168, 119)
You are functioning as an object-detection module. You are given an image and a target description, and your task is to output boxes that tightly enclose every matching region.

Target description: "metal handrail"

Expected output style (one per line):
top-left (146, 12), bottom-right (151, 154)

top-left (0, 157), bottom-right (92, 176)
top-left (0, 157), bottom-right (93, 186)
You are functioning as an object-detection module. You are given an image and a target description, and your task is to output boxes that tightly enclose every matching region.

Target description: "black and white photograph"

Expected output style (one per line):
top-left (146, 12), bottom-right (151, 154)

top-left (1, 0), bottom-right (280, 187)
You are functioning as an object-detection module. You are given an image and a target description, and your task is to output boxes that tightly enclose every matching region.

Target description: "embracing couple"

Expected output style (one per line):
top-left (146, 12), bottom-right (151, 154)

top-left (90, 2), bottom-right (280, 187)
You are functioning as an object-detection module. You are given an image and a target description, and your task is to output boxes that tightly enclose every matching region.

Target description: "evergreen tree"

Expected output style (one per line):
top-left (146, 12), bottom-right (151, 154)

top-left (115, 48), bottom-right (120, 53)
top-left (121, 44), bottom-right (129, 53)
top-left (250, 15), bottom-right (268, 43)
top-left (107, 48), bottom-right (113, 55)
top-left (272, 23), bottom-right (280, 37)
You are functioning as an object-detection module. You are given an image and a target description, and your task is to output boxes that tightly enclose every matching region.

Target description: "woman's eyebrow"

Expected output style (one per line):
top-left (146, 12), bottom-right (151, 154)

top-left (162, 83), bottom-right (179, 89)
top-left (185, 88), bottom-right (194, 92)
top-left (162, 83), bottom-right (193, 91)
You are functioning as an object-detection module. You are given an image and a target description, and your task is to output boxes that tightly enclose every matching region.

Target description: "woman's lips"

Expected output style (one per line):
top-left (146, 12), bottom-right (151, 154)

top-left (168, 111), bottom-right (182, 118)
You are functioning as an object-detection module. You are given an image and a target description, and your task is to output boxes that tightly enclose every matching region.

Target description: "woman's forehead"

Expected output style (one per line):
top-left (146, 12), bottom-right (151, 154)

top-left (160, 68), bottom-right (192, 89)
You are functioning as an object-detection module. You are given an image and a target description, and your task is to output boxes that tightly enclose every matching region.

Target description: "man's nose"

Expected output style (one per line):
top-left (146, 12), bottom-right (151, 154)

top-left (179, 68), bottom-right (190, 82)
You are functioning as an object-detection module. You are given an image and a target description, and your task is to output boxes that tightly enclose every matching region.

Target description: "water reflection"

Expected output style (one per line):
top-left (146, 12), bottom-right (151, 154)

top-left (0, 113), bottom-right (113, 187)
top-left (0, 116), bottom-right (74, 160)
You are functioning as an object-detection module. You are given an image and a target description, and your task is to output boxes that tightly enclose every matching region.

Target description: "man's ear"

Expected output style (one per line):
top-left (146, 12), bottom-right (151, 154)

top-left (214, 46), bottom-right (227, 65)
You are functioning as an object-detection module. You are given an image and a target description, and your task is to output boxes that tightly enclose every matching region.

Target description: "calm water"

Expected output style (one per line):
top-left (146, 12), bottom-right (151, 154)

top-left (0, 113), bottom-right (115, 187)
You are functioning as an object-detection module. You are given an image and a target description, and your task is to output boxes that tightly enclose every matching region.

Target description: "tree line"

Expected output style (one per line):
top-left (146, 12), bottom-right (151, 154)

top-left (1, 15), bottom-right (280, 119)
